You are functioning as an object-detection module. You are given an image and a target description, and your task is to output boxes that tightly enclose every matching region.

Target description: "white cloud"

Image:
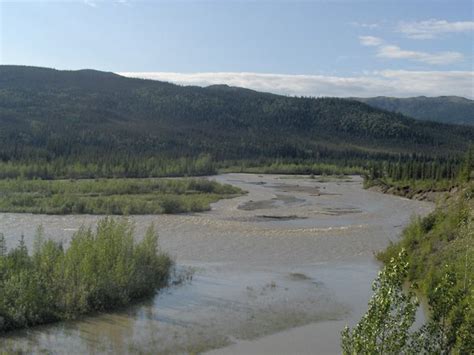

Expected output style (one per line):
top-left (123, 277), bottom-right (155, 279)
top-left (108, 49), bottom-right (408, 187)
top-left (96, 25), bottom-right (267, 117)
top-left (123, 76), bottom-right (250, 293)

top-left (376, 45), bottom-right (464, 65)
top-left (83, 0), bottom-right (129, 7)
top-left (398, 19), bottom-right (474, 39)
top-left (351, 22), bottom-right (379, 29)
top-left (359, 36), bottom-right (384, 46)
top-left (83, 0), bottom-right (97, 7)
top-left (118, 71), bottom-right (474, 99)
top-left (378, 70), bottom-right (473, 98)
top-left (359, 35), bottom-right (464, 65)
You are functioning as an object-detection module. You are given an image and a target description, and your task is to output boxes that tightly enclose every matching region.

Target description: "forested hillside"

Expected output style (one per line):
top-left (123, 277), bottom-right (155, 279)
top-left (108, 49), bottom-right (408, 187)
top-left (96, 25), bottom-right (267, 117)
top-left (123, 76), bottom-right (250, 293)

top-left (0, 66), bottom-right (473, 178)
top-left (353, 96), bottom-right (474, 126)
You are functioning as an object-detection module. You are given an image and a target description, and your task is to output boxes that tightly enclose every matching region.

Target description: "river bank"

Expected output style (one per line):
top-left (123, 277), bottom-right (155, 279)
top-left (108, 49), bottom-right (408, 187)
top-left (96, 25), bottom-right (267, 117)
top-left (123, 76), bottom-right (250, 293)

top-left (364, 178), bottom-right (458, 202)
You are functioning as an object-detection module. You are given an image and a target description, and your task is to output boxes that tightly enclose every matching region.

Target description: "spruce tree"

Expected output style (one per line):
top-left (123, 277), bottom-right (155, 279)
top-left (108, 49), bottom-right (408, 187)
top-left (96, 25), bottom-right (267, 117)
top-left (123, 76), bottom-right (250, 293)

top-left (0, 233), bottom-right (7, 257)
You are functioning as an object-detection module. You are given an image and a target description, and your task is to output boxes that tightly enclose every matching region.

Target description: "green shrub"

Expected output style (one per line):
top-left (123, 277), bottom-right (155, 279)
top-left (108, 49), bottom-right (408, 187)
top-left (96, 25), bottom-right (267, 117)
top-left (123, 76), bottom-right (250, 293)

top-left (0, 218), bottom-right (172, 332)
top-left (376, 186), bottom-right (473, 353)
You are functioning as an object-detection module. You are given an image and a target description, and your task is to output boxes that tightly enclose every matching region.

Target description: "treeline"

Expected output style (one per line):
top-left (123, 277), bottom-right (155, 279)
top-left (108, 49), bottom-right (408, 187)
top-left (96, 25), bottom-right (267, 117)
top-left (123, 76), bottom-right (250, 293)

top-left (0, 149), bottom-right (380, 180)
top-left (0, 178), bottom-right (243, 215)
top-left (364, 146), bottom-right (473, 190)
top-left (0, 218), bottom-right (172, 332)
top-left (0, 154), bottom-right (216, 180)
top-left (368, 158), bottom-right (462, 181)
top-left (221, 160), bottom-right (365, 175)
top-left (0, 151), bottom-right (465, 181)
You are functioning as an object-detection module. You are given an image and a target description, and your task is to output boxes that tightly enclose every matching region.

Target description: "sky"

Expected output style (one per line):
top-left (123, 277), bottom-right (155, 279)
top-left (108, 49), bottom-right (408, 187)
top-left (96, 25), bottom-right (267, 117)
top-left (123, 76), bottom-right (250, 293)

top-left (1, 0), bottom-right (473, 98)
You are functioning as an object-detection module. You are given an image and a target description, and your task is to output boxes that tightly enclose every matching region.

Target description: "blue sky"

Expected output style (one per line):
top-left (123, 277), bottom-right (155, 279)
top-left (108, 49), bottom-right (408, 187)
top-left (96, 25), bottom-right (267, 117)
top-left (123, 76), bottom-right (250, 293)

top-left (1, 0), bottom-right (473, 97)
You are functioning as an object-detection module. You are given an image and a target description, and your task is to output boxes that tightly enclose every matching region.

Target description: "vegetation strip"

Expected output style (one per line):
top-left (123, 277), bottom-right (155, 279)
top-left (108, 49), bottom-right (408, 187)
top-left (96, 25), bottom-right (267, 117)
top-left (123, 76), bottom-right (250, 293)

top-left (0, 178), bottom-right (243, 215)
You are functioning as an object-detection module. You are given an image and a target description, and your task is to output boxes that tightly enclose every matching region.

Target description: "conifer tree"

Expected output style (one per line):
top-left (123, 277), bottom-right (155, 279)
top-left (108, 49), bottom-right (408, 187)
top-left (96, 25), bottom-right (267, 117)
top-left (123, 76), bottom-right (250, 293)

top-left (0, 233), bottom-right (7, 257)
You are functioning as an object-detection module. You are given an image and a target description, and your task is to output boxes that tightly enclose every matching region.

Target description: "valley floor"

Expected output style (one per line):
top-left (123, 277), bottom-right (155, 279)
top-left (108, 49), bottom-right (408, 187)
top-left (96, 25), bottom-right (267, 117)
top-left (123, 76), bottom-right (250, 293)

top-left (0, 174), bottom-right (433, 354)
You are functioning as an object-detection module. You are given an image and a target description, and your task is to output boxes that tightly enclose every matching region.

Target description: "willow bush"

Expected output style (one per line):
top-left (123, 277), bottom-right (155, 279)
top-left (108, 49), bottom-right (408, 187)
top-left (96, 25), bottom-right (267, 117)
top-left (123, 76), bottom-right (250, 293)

top-left (343, 176), bottom-right (473, 354)
top-left (0, 218), bottom-right (172, 332)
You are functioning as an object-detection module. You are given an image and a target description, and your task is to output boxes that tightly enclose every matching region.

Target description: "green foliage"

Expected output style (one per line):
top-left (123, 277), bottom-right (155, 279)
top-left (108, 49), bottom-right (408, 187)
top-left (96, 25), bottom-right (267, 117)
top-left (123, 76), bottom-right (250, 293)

top-left (341, 250), bottom-right (418, 354)
top-left (410, 268), bottom-right (472, 354)
top-left (342, 244), bottom-right (473, 354)
top-left (0, 218), bottom-right (172, 332)
top-left (375, 186), bottom-right (473, 353)
top-left (0, 177), bottom-right (242, 215)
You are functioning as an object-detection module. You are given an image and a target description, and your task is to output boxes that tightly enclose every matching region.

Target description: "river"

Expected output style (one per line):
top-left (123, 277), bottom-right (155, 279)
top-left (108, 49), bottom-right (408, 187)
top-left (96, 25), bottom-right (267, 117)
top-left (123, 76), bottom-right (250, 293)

top-left (0, 174), bottom-right (433, 354)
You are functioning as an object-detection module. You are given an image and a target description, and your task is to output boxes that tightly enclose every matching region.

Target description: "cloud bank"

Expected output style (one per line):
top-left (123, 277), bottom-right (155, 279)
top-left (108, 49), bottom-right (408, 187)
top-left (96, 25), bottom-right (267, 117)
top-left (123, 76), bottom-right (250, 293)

top-left (118, 71), bottom-right (473, 99)
top-left (398, 19), bottom-right (474, 39)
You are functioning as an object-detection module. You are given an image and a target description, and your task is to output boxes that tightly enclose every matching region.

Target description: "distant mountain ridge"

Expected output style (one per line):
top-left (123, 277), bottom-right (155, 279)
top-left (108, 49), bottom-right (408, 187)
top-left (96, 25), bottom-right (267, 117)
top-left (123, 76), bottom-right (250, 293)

top-left (352, 96), bottom-right (474, 126)
top-left (0, 65), bottom-right (473, 167)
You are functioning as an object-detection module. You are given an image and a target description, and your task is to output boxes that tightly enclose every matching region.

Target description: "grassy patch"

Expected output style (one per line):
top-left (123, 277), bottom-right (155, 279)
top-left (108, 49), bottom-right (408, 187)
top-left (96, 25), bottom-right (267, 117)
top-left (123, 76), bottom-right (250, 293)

top-left (378, 186), bottom-right (473, 293)
top-left (0, 178), bottom-right (243, 215)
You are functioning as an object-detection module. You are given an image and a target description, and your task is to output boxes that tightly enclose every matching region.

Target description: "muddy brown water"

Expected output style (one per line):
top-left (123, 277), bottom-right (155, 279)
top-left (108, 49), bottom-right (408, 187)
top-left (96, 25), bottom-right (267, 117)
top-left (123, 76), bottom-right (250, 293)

top-left (0, 174), bottom-right (433, 354)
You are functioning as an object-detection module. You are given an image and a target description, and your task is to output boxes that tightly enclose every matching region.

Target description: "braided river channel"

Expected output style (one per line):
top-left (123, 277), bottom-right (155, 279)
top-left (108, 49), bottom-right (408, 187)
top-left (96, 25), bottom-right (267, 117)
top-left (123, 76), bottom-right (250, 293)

top-left (0, 174), bottom-right (433, 354)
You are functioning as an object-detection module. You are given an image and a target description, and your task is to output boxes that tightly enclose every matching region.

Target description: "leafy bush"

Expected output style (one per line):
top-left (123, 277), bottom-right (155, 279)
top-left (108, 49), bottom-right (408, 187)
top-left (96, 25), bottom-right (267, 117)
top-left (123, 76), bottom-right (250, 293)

top-left (0, 218), bottom-right (172, 332)
top-left (342, 247), bottom-right (473, 354)
top-left (367, 186), bottom-right (474, 353)
top-left (341, 250), bottom-right (418, 354)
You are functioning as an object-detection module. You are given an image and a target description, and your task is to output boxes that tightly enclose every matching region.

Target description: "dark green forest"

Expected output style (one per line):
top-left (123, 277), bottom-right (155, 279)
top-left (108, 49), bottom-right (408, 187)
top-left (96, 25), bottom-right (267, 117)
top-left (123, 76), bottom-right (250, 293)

top-left (1, 66), bottom-right (473, 179)
top-left (353, 96), bottom-right (474, 126)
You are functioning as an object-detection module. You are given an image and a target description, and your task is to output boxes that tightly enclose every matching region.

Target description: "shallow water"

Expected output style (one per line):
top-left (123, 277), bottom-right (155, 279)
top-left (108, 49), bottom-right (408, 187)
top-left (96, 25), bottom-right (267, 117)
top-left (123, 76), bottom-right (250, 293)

top-left (0, 174), bottom-right (433, 354)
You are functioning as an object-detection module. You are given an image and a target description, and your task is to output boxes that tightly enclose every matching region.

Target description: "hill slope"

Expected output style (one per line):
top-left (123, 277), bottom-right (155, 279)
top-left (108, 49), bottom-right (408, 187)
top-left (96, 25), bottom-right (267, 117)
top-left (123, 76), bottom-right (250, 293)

top-left (0, 66), bottom-right (473, 168)
top-left (353, 96), bottom-right (474, 126)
